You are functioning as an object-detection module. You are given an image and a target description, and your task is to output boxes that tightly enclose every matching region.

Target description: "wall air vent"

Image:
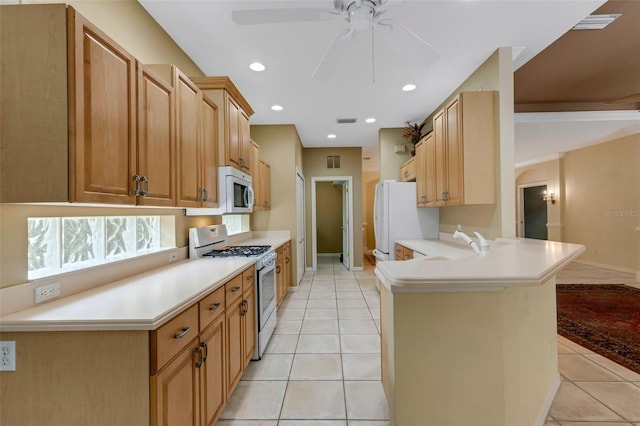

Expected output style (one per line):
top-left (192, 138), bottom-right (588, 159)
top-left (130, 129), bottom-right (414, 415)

top-left (572, 14), bottom-right (621, 30)
top-left (336, 118), bottom-right (357, 124)
top-left (327, 155), bottom-right (341, 168)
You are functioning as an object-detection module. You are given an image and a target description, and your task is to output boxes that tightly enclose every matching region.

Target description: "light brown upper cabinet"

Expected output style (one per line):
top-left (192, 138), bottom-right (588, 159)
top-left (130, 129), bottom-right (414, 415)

top-left (429, 91), bottom-right (496, 207)
top-left (249, 141), bottom-right (262, 209)
top-left (149, 65), bottom-right (219, 208)
top-left (136, 63), bottom-right (176, 207)
top-left (399, 156), bottom-right (416, 182)
top-left (415, 140), bottom-right (426, 205)
top-left (258, 160), bottom-right (271, 210)
top-left (190, 77), bottom-right (255, 175)
top-left (1, 4), bottom-right (138, 204)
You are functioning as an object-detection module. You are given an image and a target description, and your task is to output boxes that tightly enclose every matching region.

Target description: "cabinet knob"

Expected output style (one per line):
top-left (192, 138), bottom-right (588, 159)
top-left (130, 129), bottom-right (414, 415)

top-left (231, 286), bottom-right (241, 293)
top-left (208, 302), bottom-right (221, 312)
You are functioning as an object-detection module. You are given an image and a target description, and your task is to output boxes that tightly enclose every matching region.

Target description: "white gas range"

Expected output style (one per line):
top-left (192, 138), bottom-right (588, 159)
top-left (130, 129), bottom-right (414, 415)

top-left (189, 225), bottom-right (277, 360)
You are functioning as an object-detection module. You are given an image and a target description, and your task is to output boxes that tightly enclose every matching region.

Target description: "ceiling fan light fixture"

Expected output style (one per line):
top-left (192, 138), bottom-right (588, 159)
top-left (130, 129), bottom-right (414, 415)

top-left (349, 4), bottom-right (374, 31)
top-left (402, 84), bottom-right (416, 92)
top-left (249, 62), bottom-right (266, 71)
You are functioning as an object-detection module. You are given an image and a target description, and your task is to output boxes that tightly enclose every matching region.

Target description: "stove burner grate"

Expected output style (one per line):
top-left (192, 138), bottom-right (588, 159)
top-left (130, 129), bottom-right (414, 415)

top-left (203, 245), bottom-right (271, 258)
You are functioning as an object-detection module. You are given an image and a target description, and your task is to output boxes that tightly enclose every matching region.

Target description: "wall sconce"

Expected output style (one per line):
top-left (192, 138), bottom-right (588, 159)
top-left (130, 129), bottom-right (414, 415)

top-left (543, 190), bottom-right (556, 204)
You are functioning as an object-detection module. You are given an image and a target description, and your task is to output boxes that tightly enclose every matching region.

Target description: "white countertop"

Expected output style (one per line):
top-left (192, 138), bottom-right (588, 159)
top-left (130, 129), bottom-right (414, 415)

top-left (0, 234), bottom-right (290, 332)
top-left (376, 235), bottom-right (585, 293)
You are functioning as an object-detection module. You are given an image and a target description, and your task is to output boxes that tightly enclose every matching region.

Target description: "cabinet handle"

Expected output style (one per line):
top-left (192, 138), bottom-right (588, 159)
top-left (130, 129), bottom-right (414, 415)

top-left (285, 257), bottom-right (289, 264)
top-left (140, 176), bottom-right (149, 196)
top-left (231, 286), bottom-right (241, 293)
top-left (240, 300), bottom-right (248, 316)
top-left (195, 344), bottom-right (203, 368)
top-left (199, 187), bottom-right (208, 202)
top-left (201, 341), bottom-right (208, 363)
top-left (208, 302), bottom-right (221, 312)
top-left (276, 265), bottom-right (281, 273)
top-left (245, 275), bottom-right (254, 281)
top-left (133, 175), bottom-right (142, 196)
top-left (174, 326), bottom-right (191, 340)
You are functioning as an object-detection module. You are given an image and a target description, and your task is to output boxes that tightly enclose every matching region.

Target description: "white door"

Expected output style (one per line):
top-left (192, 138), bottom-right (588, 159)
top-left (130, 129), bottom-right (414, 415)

top-left (341, 181), bottom-right (350, 270)
top-left (296, 172), bottom-right (305, 284)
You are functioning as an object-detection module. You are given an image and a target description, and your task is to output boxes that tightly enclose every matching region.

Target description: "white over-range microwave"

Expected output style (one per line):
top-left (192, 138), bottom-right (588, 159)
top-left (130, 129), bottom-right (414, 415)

top-left (185, 166), bottom-right (254, 215)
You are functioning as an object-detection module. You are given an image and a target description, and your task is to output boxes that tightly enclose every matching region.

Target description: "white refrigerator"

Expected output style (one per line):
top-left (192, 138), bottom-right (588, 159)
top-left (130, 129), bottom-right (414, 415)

top-left (373, 181), bottom-right (439, 261)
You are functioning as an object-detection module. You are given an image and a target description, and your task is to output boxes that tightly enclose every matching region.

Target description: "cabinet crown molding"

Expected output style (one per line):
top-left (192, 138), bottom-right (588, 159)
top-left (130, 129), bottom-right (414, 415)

top-left (190, 76), bottom-right (254, 116)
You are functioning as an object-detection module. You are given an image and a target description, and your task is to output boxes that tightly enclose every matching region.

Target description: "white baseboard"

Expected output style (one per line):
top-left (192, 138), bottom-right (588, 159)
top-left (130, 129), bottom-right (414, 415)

top-left (535, 375), bottom-right (561, 426)
top-left (317, 253), bottom-right (341, 257)
top-left (574, 259), bottom-right (638, 277)
top-left (352, 266), bottom-right (364, 271)
top-left (305, 267), bottom-right (315, 272)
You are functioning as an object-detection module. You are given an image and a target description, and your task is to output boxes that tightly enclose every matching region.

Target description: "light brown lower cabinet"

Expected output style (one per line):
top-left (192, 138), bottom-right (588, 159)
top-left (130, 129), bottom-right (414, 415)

top-left (394, 243), bottom-right (413, 260)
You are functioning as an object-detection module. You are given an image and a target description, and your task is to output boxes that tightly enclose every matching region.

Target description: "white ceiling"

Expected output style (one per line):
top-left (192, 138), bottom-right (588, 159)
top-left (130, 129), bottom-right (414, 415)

top-left (139, 0), bottom-right (610, 169)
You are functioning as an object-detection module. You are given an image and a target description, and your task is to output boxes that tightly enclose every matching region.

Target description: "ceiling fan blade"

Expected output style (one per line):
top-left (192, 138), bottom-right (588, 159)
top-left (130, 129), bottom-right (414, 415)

top-left (231, 8), bottom-right (331, 25)
top-left (312, 27), bottom-right (354, 80)
top-left (607, 93), bottom-right (640, 104)
top-left (376, 18), bottom-right (439, 69)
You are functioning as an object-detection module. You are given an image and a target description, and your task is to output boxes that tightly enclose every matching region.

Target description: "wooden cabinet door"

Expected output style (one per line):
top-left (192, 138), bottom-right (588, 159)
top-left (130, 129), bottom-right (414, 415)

top-left (433, 110), bottom-right (447, 207)
top-left (151, 342), bottom-right (199, 426)
top-left (424, 134), bottom-right (438, 207)
top-left (239, 110), bottom-right (251, 172)
top-left (201, 95), bottom-right (219, 208)
top-left (226, 295), bottom-right (243, 395)
top-left (242, 286), bottom-right (256, 367)
top-left (283, 242), bottom-right (291, 291)
top-left (137, 63), bottom-right (175, 206)
top-left (69, 9), bottom-right (136, 204)
top-left (200, 315), bottom-right (226, 426)
top-left (175, 69), bottom-right (202, 207)
top-left (415, 140), bottom-right (426, 206)
top-left (445, 96), bottom-right (463, 206)
top-left (259, 160), bottom-right (271, 209)
top-left (275, 248), bottom-right (285, 306)
top-left (394, 244), bottom-right (403, 261)
top-left (250, 141), bottom-right (261, 208)
top-left (225, 96), bottom-right (241, 169)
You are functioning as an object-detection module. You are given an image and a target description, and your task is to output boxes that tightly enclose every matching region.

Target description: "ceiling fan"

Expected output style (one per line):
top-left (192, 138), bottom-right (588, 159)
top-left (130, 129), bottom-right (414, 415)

top-left (231, 0), bottom-right (439, 82)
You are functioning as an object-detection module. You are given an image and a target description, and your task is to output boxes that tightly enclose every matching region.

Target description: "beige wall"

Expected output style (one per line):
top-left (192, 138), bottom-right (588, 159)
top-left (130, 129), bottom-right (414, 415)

top-left (363, 171), bottom-right (379, 252)
top-left (563, 134), bottom-right (639, 273)
top-left (379, 128), bottom-right (413, 181)
top-left (316, 182), bottom-right (343, 254)
top-left (515, 158), bottom-right (564, 242)
top-left (303, 148), bottom-right (363, 268)
top-left (250, 125), bottom-right (304, 282)
top-left (421, 48), bottom-right (516, 239)
top-left (22, 0), bottom-right (202, 76)
top-left (0, 0), bottom-right (210, 290)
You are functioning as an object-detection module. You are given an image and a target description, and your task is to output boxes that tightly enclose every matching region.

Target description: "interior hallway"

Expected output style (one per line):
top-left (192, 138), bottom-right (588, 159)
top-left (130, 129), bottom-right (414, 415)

top-left (218, 257), bottom-right (640, 425)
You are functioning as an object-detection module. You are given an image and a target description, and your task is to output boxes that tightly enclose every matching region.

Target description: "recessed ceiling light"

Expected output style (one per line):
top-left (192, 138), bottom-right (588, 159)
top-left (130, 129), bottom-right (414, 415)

top-left (572, 14), bottom-right (621, 30)
top-left (365, 117), bottom-right (376, 123)
top-left (402, 84), bottom-right (416, 92)
top-left (327, 134), bottom-right (337, 139)
top-left (249, 62), bottom-right (266, 72)
top-left (271, 105), bottom-right (283, 111)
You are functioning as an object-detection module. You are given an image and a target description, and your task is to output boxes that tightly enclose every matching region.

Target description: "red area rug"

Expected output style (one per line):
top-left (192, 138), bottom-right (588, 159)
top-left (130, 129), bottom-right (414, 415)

top-left (556, 284), bottom-right (640, 375)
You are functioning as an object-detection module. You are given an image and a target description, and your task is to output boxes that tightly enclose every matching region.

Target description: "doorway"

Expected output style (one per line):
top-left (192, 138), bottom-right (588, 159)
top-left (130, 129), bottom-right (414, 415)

top-left (295, 169), bottom-right (306, 285)
top-left (519, 184), bottom-right (548, 240)
top-left (310, 176), bottom-right (354, 271)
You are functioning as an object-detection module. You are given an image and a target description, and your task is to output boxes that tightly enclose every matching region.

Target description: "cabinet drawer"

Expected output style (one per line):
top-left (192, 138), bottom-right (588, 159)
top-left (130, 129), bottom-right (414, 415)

top-left (242, 266), bottom-right (255, 293)
top-left (151, 304), bottom-right (198, 374)
top-left (225, 274), bottom-right (244, 307)
top-left (199, 285), bottom-right (225, 331)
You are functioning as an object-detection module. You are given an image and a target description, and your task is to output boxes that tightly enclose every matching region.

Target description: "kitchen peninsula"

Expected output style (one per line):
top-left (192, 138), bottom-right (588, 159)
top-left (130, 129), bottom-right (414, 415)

top-left (376, 235), bottom-right (585, 426)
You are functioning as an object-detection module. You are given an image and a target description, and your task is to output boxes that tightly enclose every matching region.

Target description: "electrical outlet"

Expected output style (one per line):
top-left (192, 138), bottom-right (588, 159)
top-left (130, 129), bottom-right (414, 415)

top-left (34, 282), bottom-right (61, 304)
top-left (169, 252), bottom-right (177, 262)
top-left (0, 341), bottom-right (16, 371)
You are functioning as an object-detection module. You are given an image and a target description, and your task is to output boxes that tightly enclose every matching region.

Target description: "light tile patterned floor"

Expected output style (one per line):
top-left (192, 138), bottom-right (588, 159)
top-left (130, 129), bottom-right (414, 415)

top-left (219, 258), bottom-right (640, 426)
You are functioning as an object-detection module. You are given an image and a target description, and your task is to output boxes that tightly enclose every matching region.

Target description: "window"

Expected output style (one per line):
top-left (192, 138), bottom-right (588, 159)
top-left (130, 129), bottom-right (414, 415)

top-left (222, 215), bottom-right (250, 235)
top-left (28, 215), bottom-right (175, 280)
